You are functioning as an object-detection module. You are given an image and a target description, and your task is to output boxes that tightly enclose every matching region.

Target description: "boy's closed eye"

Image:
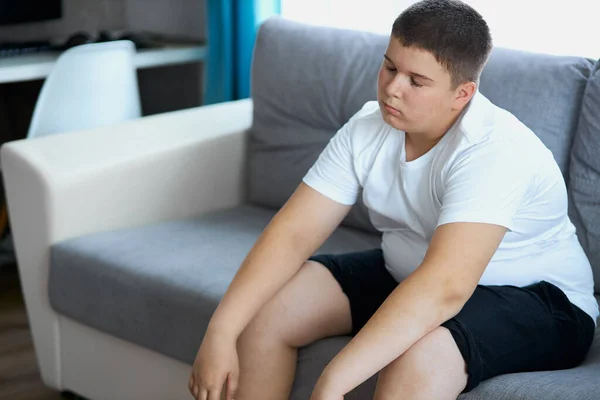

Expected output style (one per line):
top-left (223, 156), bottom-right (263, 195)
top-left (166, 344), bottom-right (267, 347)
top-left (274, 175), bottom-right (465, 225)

top-left (385, 65), bottom-right (424, 88)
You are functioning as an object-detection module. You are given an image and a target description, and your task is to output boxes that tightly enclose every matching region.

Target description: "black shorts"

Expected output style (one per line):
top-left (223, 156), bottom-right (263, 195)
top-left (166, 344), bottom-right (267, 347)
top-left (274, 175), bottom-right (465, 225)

top-left (308, 248), bottom-right (596, 393)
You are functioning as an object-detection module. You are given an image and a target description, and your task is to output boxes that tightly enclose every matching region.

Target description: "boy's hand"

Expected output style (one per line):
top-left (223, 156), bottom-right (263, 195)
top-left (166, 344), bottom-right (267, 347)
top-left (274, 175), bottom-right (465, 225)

top-left (188, 331), bottom-right (239, 400)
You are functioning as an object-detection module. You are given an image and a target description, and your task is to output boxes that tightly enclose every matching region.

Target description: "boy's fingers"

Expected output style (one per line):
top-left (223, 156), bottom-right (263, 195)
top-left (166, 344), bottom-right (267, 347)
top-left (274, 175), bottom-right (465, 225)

top-left (226, 372), bottom-right (238, 400)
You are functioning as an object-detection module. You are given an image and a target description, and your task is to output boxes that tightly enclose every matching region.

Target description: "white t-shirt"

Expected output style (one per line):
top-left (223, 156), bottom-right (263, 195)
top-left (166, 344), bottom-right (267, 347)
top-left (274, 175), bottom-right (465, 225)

top-left (303, 91), bottom-right (599, 323)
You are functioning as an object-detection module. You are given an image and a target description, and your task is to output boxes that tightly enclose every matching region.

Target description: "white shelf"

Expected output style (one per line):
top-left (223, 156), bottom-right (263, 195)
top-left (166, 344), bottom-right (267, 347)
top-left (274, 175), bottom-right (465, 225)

top-left (0, 45), bottom-right (207, 84)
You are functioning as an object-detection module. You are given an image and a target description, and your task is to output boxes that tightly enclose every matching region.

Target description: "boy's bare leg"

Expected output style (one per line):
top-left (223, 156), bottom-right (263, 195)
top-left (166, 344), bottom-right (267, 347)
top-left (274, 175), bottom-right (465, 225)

top-left (234, 261), bottom-right (352, 400)
top-left (373, 327), bottom-right (467, 400)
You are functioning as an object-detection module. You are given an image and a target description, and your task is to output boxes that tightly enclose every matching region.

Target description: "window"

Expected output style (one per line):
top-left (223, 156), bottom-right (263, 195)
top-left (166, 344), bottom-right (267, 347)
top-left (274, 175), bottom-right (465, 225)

top-left (281, 0), bottom-right (598, 59)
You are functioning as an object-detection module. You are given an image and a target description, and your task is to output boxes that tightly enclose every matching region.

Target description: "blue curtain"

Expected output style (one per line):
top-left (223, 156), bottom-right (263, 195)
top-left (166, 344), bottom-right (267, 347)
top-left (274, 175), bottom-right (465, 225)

top-left (204, 0), bottom-right (281, 104)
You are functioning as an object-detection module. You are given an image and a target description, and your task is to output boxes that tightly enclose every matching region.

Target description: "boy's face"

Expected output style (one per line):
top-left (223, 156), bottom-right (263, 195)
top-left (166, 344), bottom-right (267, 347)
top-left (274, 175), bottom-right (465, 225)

top-left (377, 38), bottom-right (474, 136)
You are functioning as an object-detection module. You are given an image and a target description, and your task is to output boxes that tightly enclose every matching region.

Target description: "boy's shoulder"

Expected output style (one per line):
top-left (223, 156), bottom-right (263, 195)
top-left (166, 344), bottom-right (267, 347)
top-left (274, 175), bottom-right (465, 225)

top-left (455, 92), bottom-right (543, 153)
top-left (447, 92), bottom-right (557, 180)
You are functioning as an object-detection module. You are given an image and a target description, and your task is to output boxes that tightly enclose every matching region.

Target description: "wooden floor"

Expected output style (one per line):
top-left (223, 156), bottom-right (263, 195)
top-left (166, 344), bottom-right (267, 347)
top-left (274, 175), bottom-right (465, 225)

top-left (0, 264), bottom-right (66, 400)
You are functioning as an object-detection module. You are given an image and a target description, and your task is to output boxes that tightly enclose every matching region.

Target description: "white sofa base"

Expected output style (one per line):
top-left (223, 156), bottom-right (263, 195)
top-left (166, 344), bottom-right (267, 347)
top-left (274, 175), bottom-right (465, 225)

top-left (58, 315), bottom-right (192, 400)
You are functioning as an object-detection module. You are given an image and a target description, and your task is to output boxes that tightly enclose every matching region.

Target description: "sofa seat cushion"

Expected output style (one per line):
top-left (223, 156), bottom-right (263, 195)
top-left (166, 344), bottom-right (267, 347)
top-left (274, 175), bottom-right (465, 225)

top-left (49, 205), bottom-right (381, 364)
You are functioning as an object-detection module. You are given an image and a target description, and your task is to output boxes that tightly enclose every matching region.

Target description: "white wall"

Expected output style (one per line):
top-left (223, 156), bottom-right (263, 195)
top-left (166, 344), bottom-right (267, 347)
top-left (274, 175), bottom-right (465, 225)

top-left (124, 0), bottom-right (205, 116)
top-left (281, 0), bottom-right (598, 59)
top-left (0, 0), bottom-right (127, 42)
top-left (125, 0), bottom-right (204, 39)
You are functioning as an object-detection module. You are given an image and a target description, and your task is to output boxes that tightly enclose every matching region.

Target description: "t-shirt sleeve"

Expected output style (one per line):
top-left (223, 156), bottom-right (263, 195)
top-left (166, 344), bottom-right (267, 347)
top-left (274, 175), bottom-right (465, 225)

top-left (437, 139), bottom-right (532, 231)
top-left (302, 120), bottom-right (361, 205)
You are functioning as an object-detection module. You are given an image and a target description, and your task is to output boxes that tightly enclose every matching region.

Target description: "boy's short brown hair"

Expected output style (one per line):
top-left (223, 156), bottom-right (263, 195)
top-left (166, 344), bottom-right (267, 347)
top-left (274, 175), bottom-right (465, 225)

top-left (392, 0), bottom-right (493, 88)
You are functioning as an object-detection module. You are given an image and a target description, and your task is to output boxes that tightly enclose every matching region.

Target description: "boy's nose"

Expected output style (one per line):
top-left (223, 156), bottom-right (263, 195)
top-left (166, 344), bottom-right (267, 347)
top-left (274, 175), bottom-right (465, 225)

top-left (386, 76), bottom-right (406, 99)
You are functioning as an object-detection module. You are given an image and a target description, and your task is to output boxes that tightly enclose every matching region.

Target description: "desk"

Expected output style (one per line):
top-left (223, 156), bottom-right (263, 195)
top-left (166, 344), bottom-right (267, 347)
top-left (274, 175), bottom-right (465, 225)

top-left (0, 45), bottom-right (207, 84)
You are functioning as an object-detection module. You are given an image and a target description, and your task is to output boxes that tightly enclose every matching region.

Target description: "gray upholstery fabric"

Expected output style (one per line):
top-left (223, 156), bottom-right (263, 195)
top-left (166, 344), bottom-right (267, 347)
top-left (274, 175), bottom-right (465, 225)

top-left (49, 205), bottom-right (381, 365)
top-left (248, 17), bottom-right (594, 236)
top-left (248, 17), bottom-right (386, 234)
top-left (569, 60), bottom-right (600, 294)
top-left (479, 48), bottom-right (593, 179)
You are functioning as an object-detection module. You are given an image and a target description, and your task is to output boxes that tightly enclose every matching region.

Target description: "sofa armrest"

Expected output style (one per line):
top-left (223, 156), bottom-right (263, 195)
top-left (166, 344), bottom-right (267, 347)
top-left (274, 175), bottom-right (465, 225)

top-left (0, 98), bottom-right (252, 389)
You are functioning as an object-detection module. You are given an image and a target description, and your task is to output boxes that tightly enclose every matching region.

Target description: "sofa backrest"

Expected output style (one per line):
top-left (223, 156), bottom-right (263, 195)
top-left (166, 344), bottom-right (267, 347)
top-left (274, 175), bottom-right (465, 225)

top-left (569, 61), bottom-right (600, 294)
top-left (247, 17), bottom-right (594, 235)
top-left (248, 17), bottom-right (385, 233)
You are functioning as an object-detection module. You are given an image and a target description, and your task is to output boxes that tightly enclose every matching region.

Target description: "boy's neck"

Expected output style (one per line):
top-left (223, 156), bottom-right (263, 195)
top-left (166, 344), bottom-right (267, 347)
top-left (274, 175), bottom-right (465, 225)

top-left (404, 110), bottom-right (462, 162)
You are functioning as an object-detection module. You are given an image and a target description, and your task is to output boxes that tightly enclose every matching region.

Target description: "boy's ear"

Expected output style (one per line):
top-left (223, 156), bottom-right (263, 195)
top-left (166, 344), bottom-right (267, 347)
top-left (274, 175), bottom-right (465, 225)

top-left (453, 81), bottom-right (477, 110)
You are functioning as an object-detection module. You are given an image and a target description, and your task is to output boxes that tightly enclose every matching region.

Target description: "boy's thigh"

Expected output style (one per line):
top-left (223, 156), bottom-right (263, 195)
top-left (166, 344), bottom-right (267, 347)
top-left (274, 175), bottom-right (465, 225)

top-left (309, 248), bottom-right (399, 336)
top-left (442, 280), bottom-right (595, 393)
top-left (242, 259), bottom-right (353, 348)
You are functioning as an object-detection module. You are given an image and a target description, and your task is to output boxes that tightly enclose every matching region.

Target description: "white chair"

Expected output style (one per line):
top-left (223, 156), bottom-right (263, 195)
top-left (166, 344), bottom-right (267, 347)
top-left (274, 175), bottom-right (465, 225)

top-left (27, 40), bottom-right (141, 139)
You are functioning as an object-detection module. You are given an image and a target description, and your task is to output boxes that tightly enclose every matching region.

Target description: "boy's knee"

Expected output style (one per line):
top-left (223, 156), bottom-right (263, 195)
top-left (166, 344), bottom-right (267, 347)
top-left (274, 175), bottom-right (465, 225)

top-left (377, 327), bottom-right (467, 392)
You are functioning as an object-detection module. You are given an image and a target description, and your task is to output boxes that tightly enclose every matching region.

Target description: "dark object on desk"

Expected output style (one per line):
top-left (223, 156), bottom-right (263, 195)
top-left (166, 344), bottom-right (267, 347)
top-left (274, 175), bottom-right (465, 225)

top-left (117, 33), bottom-right (155, 49)
top-left (63, 31), bottom-right (94, 49)
top-left (63, 31), bottom-right (159, 50)
top-left (93, 31), bottom-right (206, 49)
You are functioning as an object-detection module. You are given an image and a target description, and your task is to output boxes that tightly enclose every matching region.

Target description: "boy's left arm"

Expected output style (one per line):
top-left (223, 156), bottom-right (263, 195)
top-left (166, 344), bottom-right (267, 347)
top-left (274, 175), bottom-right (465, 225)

top-left (310, 222), bottom-right (507, 399)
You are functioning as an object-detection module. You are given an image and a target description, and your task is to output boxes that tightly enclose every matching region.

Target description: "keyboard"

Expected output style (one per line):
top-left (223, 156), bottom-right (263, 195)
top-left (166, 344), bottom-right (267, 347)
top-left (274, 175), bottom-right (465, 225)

top-left (0, 41), bottom-right (57, 57)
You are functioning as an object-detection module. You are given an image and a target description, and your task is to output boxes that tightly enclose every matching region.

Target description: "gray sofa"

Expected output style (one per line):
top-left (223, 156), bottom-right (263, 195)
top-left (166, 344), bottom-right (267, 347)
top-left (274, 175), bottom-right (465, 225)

top-left (2, 17), bottom-right (599, 400)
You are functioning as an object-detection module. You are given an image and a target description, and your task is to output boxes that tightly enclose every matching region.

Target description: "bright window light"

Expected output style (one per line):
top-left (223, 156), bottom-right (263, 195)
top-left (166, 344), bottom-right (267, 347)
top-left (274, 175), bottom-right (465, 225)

top-left (281, 0), bottom-right (598, 59)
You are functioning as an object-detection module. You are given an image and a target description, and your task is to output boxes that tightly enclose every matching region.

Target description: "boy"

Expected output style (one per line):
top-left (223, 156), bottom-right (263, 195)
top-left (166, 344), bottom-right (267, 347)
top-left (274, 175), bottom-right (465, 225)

top-left (189, 1), bottom-right (598, 399)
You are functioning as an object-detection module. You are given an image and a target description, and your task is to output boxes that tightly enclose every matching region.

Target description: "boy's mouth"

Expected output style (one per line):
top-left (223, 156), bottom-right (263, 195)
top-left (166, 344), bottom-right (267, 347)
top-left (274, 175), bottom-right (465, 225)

top-left (384, 103), bottom-right (402, 116)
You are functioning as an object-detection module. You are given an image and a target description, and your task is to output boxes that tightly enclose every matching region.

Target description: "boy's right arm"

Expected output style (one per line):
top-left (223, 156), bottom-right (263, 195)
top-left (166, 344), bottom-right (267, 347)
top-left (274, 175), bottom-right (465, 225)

top-left (189, 182), bottom-right (352, 399)
top-left (206, 181), bottom-right (353, 340)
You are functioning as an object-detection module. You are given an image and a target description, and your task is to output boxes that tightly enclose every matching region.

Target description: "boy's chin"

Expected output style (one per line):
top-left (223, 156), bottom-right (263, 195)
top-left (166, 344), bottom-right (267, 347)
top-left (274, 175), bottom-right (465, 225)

top-left (381, 110), bottom-right (407, 131)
